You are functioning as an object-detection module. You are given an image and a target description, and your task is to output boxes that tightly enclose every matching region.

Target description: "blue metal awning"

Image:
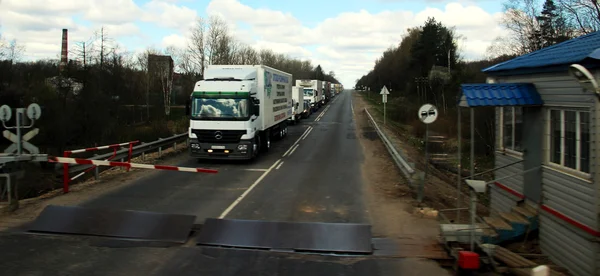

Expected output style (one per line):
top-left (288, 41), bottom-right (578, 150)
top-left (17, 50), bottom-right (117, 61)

top-left (459, 83), bottom-right (543, 107)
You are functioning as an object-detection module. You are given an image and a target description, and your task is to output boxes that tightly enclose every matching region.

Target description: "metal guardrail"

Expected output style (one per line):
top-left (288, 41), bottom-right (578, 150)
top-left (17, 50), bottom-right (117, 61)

top-left (57, 133), bottom-right (188, 178)
top-left (364, 108), bottom-right (416, 185)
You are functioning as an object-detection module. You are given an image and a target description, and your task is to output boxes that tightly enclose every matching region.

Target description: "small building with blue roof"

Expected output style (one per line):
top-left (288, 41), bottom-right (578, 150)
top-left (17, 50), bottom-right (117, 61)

top-left (457, 31), bottom-right (600, 276)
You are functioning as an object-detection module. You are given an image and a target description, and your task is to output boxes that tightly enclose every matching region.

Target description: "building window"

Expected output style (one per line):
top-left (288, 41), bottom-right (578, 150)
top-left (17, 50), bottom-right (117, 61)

top-left (548, 109), bottom-right (590, 173)
top-left (501, 107), bottom-right (523, 152)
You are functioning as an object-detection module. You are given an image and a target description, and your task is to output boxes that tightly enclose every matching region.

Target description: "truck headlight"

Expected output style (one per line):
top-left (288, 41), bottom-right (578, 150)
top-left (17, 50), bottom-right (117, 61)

top-left (237, 144), bottom-right (248, 151)
top-left (191, 143), bottom-right (201, 149)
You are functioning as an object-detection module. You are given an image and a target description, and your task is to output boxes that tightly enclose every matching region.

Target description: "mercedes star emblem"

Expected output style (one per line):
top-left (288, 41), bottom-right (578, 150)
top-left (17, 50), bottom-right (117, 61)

top-left (214, 131), bottom-right (223, 140)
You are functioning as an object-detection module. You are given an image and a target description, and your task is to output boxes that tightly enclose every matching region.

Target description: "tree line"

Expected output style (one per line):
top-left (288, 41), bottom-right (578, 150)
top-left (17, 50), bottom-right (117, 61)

top-left (0, 15), bottom-right (339, 155)
top-left (355, 16), bottom-right (512, 157)
top-left (488, 0), bottom-right (599, 56)
top-left (355, 0), bottom-right (596, 157)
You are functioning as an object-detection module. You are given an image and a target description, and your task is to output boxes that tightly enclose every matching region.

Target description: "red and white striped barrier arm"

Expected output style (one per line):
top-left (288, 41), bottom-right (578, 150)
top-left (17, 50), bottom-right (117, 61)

top-left (66, 140), bottom-right (140, 154)
top-left (49, 156), bottom-right (218, 174)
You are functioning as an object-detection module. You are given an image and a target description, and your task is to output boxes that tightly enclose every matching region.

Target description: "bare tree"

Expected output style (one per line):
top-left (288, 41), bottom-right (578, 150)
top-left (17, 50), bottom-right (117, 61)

top-left (501, 0), bottom-right (542, 55)
top-left (488, 0), bottom-right (587, 57)
top-left (205, 15), bottom-right (231, 65)
top-left (187, 17), bottom-right (206, 76)
top-left (4, 39), bottom-right (25, 63)
top-left (94, 27), bottom-right (114, 67)
top-left (258, 49), bottom-right (276, 66)
top-left (240, 46), bottom-right (259, 65)
top-left (556, 0), bottom-right (600, 33)
top-left (0, 34), bottom-right (6, 60)
top-left (72, 35), bottom-right (96, 68)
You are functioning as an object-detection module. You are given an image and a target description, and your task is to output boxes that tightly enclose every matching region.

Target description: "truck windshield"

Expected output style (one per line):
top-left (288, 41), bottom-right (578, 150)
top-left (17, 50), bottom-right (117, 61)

top-left (303, 89), bottom-right (314, 96)
top-left (191, 97), bottom-right (249, 119)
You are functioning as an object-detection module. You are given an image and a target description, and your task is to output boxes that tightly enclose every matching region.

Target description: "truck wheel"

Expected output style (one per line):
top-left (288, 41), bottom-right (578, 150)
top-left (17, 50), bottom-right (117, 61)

top-left (253, 136), bottom-right (260, 158)
top-left (261, 131), bottom-right (271, 152)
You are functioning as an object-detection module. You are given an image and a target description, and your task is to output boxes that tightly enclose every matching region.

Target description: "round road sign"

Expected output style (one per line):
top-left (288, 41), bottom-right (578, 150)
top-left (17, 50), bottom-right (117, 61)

top-left (418, 103), bottom-right (438, 124)
top-left (27, 103), bottom-right (42, 120)
top-left (0, 105), bottom-right (11, 122)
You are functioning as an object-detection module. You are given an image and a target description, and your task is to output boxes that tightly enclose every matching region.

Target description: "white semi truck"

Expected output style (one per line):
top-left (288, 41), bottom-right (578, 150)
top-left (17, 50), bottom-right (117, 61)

top-left (321, 81), bottom-right (331, 105)
top-left (296, 79), bottom-right (322, 111)
top-left (186, 65), bottom-right (292, 160)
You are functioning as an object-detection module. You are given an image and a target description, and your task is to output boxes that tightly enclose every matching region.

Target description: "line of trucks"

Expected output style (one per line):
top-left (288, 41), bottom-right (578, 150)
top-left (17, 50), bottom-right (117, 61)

top-left (185, 64), bottom-right (343, 161)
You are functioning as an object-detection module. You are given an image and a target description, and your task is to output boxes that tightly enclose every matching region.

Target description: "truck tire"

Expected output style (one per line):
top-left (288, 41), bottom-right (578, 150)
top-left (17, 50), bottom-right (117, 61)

top-left (261, 131), bottom-right (271, 152)
top-left (253, 136), bottom-right (260, 159)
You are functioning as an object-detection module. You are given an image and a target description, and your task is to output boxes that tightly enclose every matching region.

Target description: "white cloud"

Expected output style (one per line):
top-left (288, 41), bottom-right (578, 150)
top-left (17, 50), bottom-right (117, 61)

top-left (203, 1), bottom-right (510, 86)
top-left (142, 0), bottom-right (198, 31)
top-left (0, 0), bottom-right (91, 16)
top-left (161, 34), bottom-right (187, 49)
top-left (252, 41), bottom-right (313, 58)
top-left (84, 0), bottom-right (143, 25)
top-left (206, 0), bottom-right (316, 46)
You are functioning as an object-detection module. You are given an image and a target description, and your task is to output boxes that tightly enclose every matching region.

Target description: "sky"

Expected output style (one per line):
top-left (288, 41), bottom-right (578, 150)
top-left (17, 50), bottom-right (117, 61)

top-left (0, 0), bottom-right (509, 87)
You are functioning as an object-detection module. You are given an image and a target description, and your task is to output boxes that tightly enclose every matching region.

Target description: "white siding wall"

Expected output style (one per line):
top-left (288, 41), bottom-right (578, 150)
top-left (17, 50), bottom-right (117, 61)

top-left (540, 212), bottom-right (598, 276)
top-left (543, 167), bottom-right (596, 227)
top-left (491, 105), bottom-right (525, 214)
top-left (491, 153), bottom-right (524, 213)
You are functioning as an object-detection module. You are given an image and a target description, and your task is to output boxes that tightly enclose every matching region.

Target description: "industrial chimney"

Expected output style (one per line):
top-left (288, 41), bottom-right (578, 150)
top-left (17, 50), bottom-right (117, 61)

top-left (59, 28), bottom-right (68, 73)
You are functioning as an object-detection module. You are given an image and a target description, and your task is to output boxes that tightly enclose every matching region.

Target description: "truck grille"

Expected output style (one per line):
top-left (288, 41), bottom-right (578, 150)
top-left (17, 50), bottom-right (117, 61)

top-left (192, 129), bottom-right (247, 144)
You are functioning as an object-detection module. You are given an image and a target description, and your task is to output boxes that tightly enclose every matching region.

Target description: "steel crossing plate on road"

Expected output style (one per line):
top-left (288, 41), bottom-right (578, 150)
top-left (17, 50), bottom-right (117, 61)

top-left (28, 205), bottom-right (196, 243)
top-left (196, 218), bottom-right (373, 253)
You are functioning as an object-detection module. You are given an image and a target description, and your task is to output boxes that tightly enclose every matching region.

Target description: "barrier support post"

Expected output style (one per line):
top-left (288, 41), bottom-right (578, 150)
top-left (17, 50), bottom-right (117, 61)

top-left (127, 142), bottom-right (134, 172)
top-left (63, 151), bottom-right (71, 193)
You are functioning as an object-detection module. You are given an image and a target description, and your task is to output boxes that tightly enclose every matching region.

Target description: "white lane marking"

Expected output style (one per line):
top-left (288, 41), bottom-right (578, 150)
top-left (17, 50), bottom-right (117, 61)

top-left (302, 127), bottom-right (313, 140)
top-left (288, 144), bottom-right (300, 156)
top-left (275, 161), bottom-right (283, 170)
top-left (298, 126), bottom-right (313, 141)
top-left (314, 106), bottom-right (330, 121)
top-left (243, 168), bottom-right (268, 172)
top-left (351, 99), bottom-right (355, 115)
top-left (283, 127), bottom-right (311, 157)
top-left (314, 107), bottom-right (328, 121)
top-left (219, 159), bottom-right (282, 219)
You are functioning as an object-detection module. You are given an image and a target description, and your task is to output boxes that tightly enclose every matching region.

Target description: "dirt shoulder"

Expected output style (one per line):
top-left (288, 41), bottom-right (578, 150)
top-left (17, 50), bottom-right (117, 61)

top-left (0, 146), bottom-right (190, 231)
top-left (353, 92), bottom-right (453, 274)
top-left (353, 93), bottom-right (489, 222)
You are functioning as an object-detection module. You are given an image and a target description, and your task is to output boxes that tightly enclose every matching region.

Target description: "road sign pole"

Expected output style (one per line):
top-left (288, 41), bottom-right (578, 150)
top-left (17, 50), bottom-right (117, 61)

top-left (416, 103), bottom-right (438, 203)
top-left (16, 109), bottom-right (22, 155)
top-left (419, 123), bottom-right (429, 203)
top-left (380, 86), bottom-right (390, 126)
top-left (383, 102), bottom-right (386, 125)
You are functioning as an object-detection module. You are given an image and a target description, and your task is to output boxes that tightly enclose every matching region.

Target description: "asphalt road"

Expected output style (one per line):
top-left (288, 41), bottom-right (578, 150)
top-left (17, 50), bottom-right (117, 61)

top-left (78, 91), bottom-right (365, 225)
top-left (0, 91), bottom-right (446, 275)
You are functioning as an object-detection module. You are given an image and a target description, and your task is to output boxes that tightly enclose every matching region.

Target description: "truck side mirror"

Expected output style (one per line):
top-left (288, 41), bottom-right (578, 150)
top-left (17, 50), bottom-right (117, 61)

top-left (253, 106), bottom-right (260, 117)
top-left (252, 98), bottom-right (260, 116)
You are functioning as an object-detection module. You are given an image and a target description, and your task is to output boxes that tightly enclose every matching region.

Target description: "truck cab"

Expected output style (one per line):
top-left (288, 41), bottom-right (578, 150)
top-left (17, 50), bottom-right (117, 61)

top-left (188, 79), bottom-right (259, 160)
top-left (303, 88), bottom-right (318, 111)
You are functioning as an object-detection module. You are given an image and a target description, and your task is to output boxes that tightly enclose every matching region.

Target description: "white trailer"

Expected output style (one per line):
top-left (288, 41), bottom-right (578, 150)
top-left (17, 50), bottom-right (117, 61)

top-left (288, 86), bottom-right (305, 124)
top-left (187, 65), bottom-right (292, 160)
top-left (296, 79), bottom-right (322, 111)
